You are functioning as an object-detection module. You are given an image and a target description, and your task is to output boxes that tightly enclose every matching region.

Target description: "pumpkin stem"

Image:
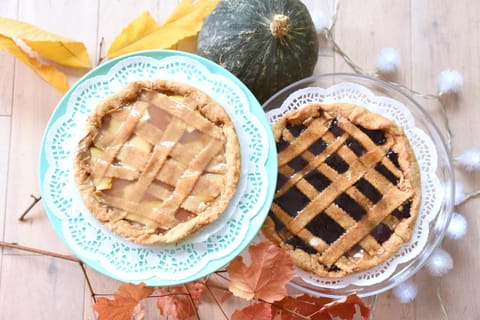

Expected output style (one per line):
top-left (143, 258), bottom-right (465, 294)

top-left (270, 14), bottom-right (290, 38)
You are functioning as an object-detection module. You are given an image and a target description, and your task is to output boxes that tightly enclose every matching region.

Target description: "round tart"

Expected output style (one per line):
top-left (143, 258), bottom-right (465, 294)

top-left (262, 102), bottom-right (421, 277)
top-left (74, 80), bottom-right (241, 244)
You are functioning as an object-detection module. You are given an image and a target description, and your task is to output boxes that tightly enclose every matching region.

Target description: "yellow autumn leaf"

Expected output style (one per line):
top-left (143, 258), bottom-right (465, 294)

top-left (0, 35), bottom-right (69, 93)
top-left (107, 11), bottom-right (160, 58)
top-left (106, 0), bottom-right (220, 58)
top-left (0, 17), bottom-right (91, 68)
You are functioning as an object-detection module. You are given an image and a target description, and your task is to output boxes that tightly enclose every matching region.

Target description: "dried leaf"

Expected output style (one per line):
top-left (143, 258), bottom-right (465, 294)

top-left (276, 293), bottom-right (369, 320)
top-left (106, 0), bottom-right (220, 58)
top-left (93, 282), bottom-right (154, 320)
top-left (106, 11), bottom-right (159, 58)
top-left (318, 294), bottom-right (370, 320)
top-left (0, 16), bottom-right (91, 68)
top-left (94, 297), bottom-right (137, 320)
top-left (0, 35), bottom-right (69, 92)
top-left (277, 294), bottom-right (334, 320)
top-left (157, 281), bottom-right (207, 320)
top-left (231, 302), bottom-right (273, 320)
top-left (116, 282), bottom-right (155, 302)
top-left (227, 240), bottom-right (296, 303)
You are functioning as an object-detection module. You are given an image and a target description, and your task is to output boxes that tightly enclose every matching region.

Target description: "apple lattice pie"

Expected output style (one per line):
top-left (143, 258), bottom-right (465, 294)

top-left (262, 102), bottom-right (421, 277)
top-left (74, 80), bottom-right (240, 244)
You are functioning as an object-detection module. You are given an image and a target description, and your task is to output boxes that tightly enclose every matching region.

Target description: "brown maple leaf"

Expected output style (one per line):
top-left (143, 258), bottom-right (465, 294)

top-left (157, 281), bottom-right (207, 320)
top-left (316, 294), bottom-right (370, 320)
top-left (227, 240), bottom-right (296, 303)
top-left (231, 302), bottom-right (273, 320)
top-left (93, 282), bottom-right (154, 320)
top-left (276, 293), bottom-right (370, 320)
top-left (277, 294), bottom-right (334, 320)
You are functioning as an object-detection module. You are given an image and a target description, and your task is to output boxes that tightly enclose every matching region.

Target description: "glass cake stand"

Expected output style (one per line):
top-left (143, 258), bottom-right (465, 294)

top-left (262, 73), bottom-right (455, 298)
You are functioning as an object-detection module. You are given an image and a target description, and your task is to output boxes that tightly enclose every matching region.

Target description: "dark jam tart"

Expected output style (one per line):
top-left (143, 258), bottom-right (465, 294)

top-left (74, 80), bottom-right (240, 244)
top-left (262, 102), bottom-right (421, 278)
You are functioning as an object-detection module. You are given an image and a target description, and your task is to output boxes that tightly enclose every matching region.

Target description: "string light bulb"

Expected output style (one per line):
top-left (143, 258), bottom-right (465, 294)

top-left (438, 69), bottom-right (463, 95)
top-left (376, 47), bottom-right (401, 74)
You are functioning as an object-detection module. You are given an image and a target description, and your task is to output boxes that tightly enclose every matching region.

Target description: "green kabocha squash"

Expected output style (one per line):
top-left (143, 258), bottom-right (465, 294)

top-left (197, 0), bottom-right (319, 103)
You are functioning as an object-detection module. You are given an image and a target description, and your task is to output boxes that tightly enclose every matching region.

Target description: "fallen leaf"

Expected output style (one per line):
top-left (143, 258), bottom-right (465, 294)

top-left (106, 11), bottom-right (159, 58)
top-left (94, 297), bottom-right (137, 320)
top-left (0, 16), bottom-right (91, 68)
top-left (93, 282), bottom-right (154, 320)
top-left (0, 35), bottom-right (69, 92)
top-left (106, 0), bottom-right (220, 58)
top-left (277, 294), bottom-right (334, 320)
top-left (157, 281), bottom-right (207, 320)
top-left (276, 293), bottom-right (370, 320)
top-left (163, 0), bottom-right (217, 24)
top-left (116, 282), bottom-right (155, 302)
top-left (317, 294), bottom-right (370, 320)
top-left (231, 302), bottom-right (273, 320)
top-left (227, 240), bottom-right (296, 303)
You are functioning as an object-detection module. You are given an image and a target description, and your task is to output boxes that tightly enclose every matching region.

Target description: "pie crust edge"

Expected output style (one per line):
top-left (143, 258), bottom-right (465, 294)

top-left (262, 102), bottom-right (421, 278)
top-left (73, 80), bottom-right (241, 244)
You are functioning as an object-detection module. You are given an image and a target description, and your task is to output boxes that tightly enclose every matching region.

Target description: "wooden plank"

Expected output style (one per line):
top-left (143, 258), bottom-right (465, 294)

top-left (0, 255), bottom-right (84, 320)
top-left (333, 0), bottom-right (412, 87)
top-left (3, 0), bottom-right (99, 252)
top-left (412, 1), bottom-right (480, 318)
top-left (304, 0), bottom-right (336, 74)
top-left (0, 117), bottom-right (11, 242)
top-left (2, 2), bottom-right (99, 319)
top-left (0, 0), bottom-right (18, 116)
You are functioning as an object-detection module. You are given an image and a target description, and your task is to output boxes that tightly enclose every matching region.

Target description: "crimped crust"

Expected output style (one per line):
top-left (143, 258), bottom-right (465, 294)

top-left (74, 80), bottom-right (240, 244)
top-left (262, 102), bottom-right (421, 277)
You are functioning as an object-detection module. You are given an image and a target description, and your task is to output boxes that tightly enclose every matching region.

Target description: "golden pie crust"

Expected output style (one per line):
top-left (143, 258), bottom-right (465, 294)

top-left (74, 80), bottom-right (240, 244)
top-left (262, 102), bottom-right (421, 277)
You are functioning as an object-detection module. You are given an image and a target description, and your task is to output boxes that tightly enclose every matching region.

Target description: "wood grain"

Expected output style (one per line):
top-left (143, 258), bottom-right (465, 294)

top-left (0, 117), bottom-right (10, 246)
top-left (0, 0), bottom-right (17, 116)
top-left (0, 255), bottom-right (84, 319)
top-left (1, 0), bottom-right (479, 319)
top-left (411, 2), bottom-right (480, 318)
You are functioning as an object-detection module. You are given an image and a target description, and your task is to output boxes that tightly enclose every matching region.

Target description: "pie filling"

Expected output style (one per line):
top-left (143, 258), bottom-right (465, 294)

top-left (74, 80), bottom-right (240, 244)
top-left (262, 102), bottom-right (421, 277)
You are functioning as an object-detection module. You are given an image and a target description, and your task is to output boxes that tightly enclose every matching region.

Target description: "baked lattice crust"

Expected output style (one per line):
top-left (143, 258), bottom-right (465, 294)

top-left (74, 80), bottom-right (240, 244)
top-left (262, 102), bottom-right (421, 277)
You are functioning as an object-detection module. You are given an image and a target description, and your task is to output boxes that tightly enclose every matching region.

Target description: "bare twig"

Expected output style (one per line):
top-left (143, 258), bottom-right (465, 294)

top-left (214, 271), bottom-right (230, 282)
top-left (97, 37), bottom-right (106, 66)
top-left (184, 284), bottom-right (201, 320)
top-left (0, 241), bottom-right (80, 262)
top-left (204, 284), bottom-right (230, 320)
top-left (79, 263), bottom-right (97, 303)
top-left (18, 194), bottom-right (42, 221)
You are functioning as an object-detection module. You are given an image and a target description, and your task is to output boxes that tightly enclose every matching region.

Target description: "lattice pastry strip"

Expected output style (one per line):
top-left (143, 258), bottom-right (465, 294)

top-left (262, 102), bottom-right (421, 277)
top-left (74, 80), bottom-right (240, 244)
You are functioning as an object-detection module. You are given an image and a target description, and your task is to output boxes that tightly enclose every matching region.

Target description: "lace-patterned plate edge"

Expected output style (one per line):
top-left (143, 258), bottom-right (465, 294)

top-left (266, 83), bottom-right (441, 289)
top-left (39, 51), bottom-right (277, 285)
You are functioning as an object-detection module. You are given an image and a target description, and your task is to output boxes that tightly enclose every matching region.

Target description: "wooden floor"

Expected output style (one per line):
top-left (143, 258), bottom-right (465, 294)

top-left (1, 0), bottom-right (480, 319)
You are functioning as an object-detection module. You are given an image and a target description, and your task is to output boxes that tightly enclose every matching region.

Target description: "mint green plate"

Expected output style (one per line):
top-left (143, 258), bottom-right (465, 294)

top-left (39, 50), bottom-right (277, 286)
